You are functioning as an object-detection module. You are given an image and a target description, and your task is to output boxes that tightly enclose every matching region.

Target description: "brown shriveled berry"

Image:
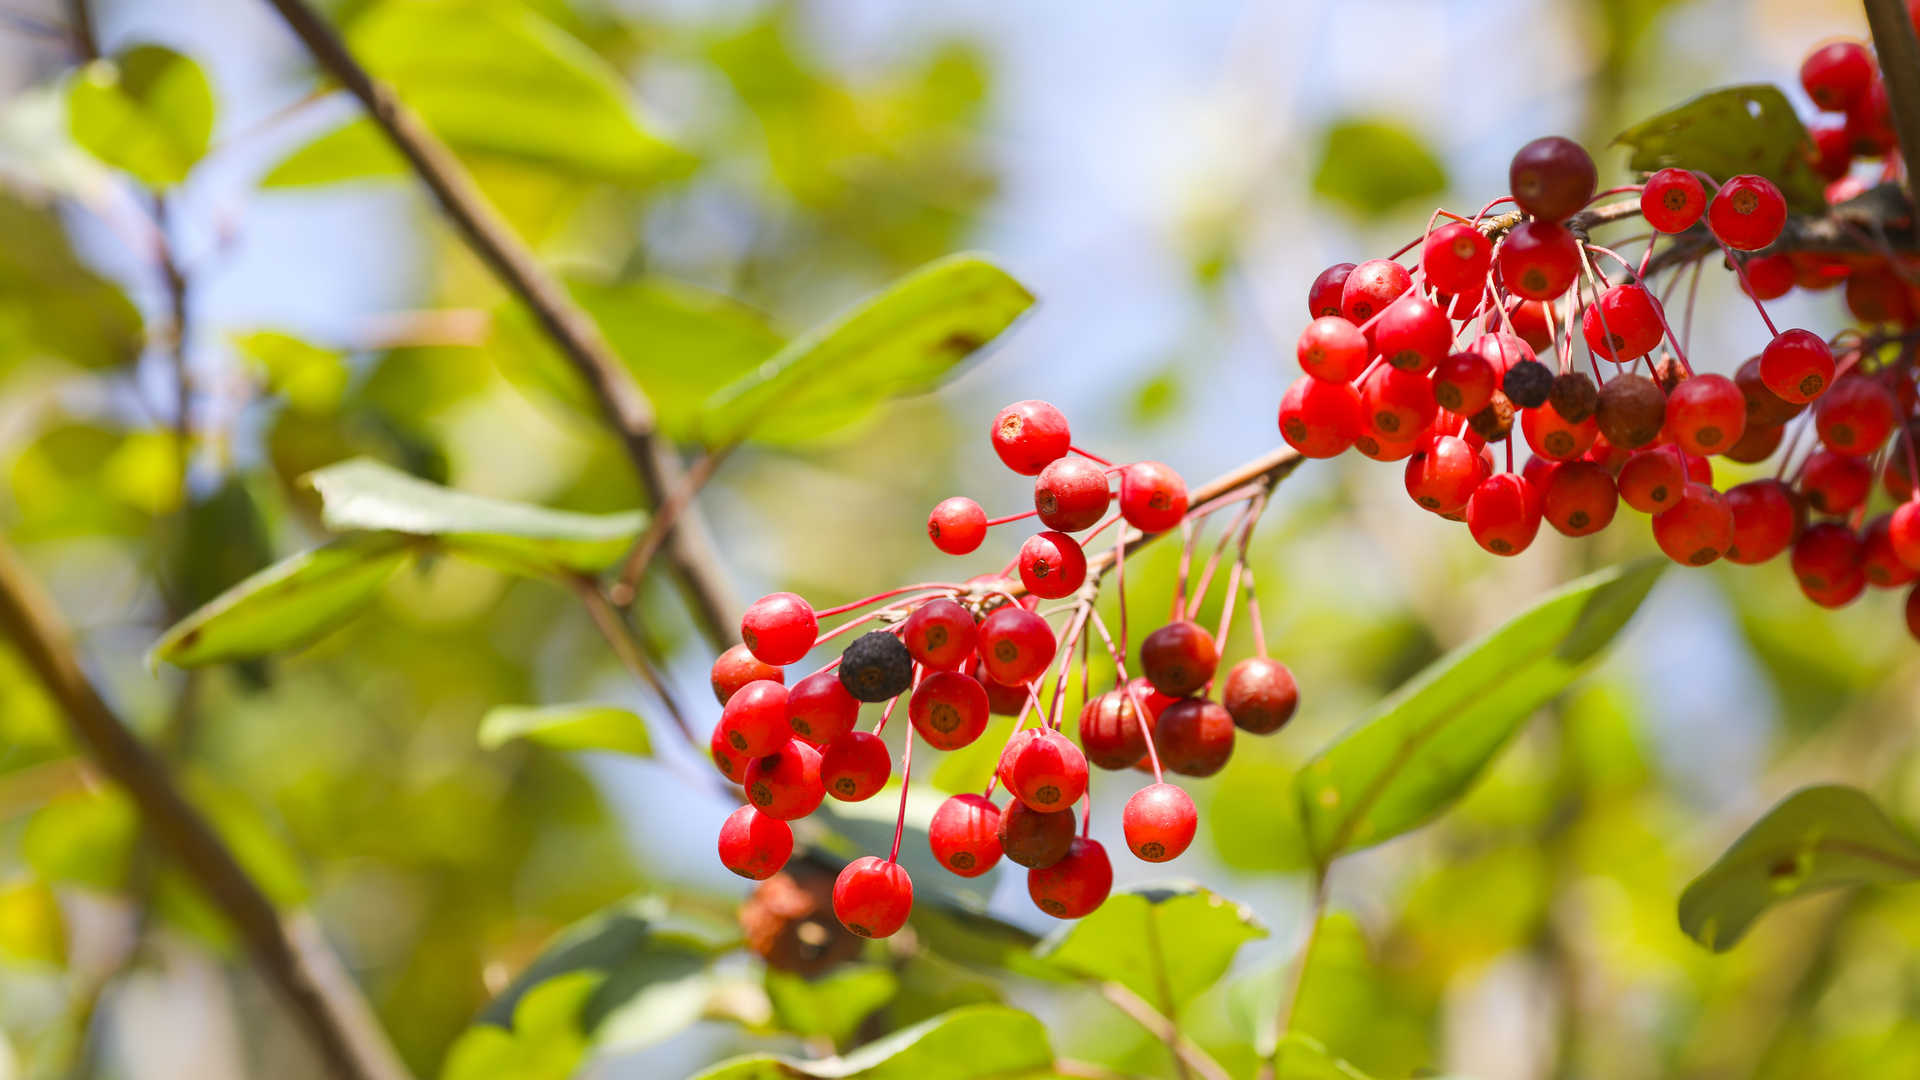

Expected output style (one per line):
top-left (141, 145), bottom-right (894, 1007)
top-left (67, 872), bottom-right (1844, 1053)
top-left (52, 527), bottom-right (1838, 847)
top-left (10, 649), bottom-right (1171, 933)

top-left (1468, 391), bottom-right (1516, 442)
top-left (740, 861), bottom-right (864, 978)
top-left (1502, 359), bottom-right (1554, 410)
top-left (1594, 374), bottom-right (1667, 449)
top-left (1548, 371), bottom-right (1598, 424)
top-left (1651, 353), bottom-right (1686, 393)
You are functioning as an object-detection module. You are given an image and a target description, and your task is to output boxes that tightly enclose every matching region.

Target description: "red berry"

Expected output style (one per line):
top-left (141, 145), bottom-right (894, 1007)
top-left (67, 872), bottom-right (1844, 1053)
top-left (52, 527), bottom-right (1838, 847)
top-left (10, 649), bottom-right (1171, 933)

top-left (1278, 375), bottom-right (1363, 458)
top-left (991, 400), bottom-right (1072, 475)
top-left (1756, 332), bottom-right (1834, 411)
top-left (1220, 657), bottom-right (1299, 734)
top-left (928, 496), bottom-right (988, 555)
top-left (1340, 258), bottom-right (1412, 324)
top-left (1370, 295), bottom-right (1450, 373)
top-left (1079, 689), bottom-right (1149, 770)
top-left (1739, 254), bottom-right (1796, 301)
top-left (974, 660), bottom-right (1029, 716)
top-left (833, 856), bottom-right (913, 938)
top-left (1792, 522), bottom-right (1867, 607)
top-left (1861, 515), bottom-right (1919, 587)
top-left (718, 805), bottom-right (793, 880)
top-left (908, 670), bottom-right (991, 751)
top-left (1617, 446), bottom-right (1687, 513)
top-left (1816, 377), bottom-right (1897, 456)
top-left (1799, 450), bottom-right (1873, 516)
top-left (1845, 266), bottom-right (1912, 324)
top-left (1007, 729), bottom-right (1090, 812)
top-left (1521, 404), bottom-right (1599, 462)
top-left (1118, 462), bottom-right (1188, 533)
top-left (1154, 698), bottom-right (1235, 777)
top-left (741, 592), bottom-right (818, 667)
top-left (719, 679), bottom-right (791, 758)
top-left (1509, 136), bottom-right (1597, 221)
top-left (1296, 315), bottom-right (1368, 382)
top-left (1405, 434), bottom-right (1488, 514)
top-left (1725, 479), bottom-right (1800, 565)
top-left (929, 794), bottom-right (1002, 877)
top-left (711, 724), bottom-right (744, 782)
top-left (1433, 351), bottom-right (1497, 415)
top-left (902, 598), bottom-right (978, 672)
top-left (1139, 621), bottom-right (1219, 698)
top-left (1466, 472), bottom-right (1543, 556)
top-left (1908, 584), bottom-right (1920, 641)
top-left (1360, 366), bottom-right (1438, 444)
top-left (1307, 263), bottom-right (1355, 318)
top-left (1496, 220), bottom-right (1581, 301)
top-left (1846, 78), bottom-right (1895, 155)
top-left (1810, 121), bottom-right (1854, 180)
top-left (1541, 460), bottom-right (1618, 537)
top-left (1034, 457), bottom-right (1110, 532)
top-left (1890, 499), bottom-right (1920, 570)
top-left (1027, 838), bottom-right (1113, 919)
top-left (1123, 783), bottom-right (1197, 863)
top-left (998, 800), bottom-right (1076, 868)
top-left (820, 731), bottom-right (891, 801)
top-left (1355, 418), bottom-right (1425, 462)
top-left (1422, 222), bottom-right (1494, 296)
top-left (744, 739), bottom-right (825, 820)
top-left (1708, 175), bottom-right (1787, 251)
top-left (1640, 168), bottom-right (1706, 233)
top-left (712, 643), bottom-right (783, 706)
top-left (1581, 284), bottom-right (1665, 362)
top-left (1507, 300), bottom-right (1556, 352)
top-left (1018, 530), bottom-right (1088, 600)
top-left (1665, 374), bottom-right (1747, 456)
top-left (1801, 41), bottom-right (1876, 112)
top-left (787, 670), bottom-right (860, 746)
top-left (1652, 483), bottom-right (1734, 566)
top-left (978, 606), bottom-right (1057, 686)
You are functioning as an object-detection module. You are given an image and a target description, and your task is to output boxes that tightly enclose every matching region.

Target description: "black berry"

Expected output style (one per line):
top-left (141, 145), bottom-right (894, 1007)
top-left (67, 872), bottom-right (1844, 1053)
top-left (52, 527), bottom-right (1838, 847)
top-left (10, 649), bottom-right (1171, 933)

top-left (838, 631), bottom-right (914, 703)
top-left (1502, 359), bottom-right (1554, 410)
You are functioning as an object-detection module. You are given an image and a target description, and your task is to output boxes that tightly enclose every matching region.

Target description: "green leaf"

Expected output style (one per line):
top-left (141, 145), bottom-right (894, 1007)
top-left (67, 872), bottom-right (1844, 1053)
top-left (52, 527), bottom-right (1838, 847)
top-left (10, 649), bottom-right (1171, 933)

top-left (1272, 1034), bottom-right (1379, 1080)
top-left (699, 253), bottom-right (1034, 446)
top-left (1232, 914), bottom-right (1430, 1077)
top-left (1613, 84), bottom-right (1825, 214)
top-left (1310, 118), bottom-right (1448, 220)
top-left (1038, 883), bottom-right (1265, 1016)
top-left (65, 45), bottom-right (214, 187)
top-left (230, 331), bottom-right (351, 415)
top-left (150, 534), bottom-right (412, 668)
top-left (765, 964), bottom-right (900, 1046)
top-left (1297, 559), bottom-right (1665, 866)
top-left (263, 1), bottom-right (686, 187)
top-left (691, 1004), bottom-right (1066, 1080)
top-left (0, 191), bottom-right (144, 371)
top-left (479, 704), bottom-right (650, 757)
top-left (304, 457), bottom-right (645, 575)
top-left (443, 971), bottom-right (600, 1080)
top-left (1679, 785), bottom-right (1920, 952)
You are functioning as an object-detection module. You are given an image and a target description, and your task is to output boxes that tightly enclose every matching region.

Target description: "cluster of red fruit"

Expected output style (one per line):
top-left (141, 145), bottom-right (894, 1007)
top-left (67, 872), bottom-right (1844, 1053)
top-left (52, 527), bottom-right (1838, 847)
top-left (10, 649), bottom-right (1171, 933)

top-left (1277, 34), bottom-right (1920, 644)
top-left (709, 400), bottom-right (1299, 937)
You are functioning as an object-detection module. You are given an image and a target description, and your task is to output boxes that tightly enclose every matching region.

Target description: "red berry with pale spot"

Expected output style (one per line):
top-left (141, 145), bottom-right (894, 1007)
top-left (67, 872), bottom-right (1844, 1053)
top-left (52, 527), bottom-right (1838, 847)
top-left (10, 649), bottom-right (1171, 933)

top-left (998, 801), bottom-right (1076, 869)
top-left (1140, 621), bottom-right (1219, 698)
top-left (718, 805), bottom-right (793, 880)
top-left (1509, 136), bottom-right (1597, 221)
top-left (1221, 657), bottom-right (1299, 734)
top-left (1792, 522), bottom-right (1868, 607)
top-left (833, 856), bottom-right (913, 938)
top-left (1582, 284), bottom-right (1666, 362)
top-left (1027, 837), bottom-right (1113, 919)
top-left (1641, 168), bottom-right (1706, 233)
top-left (1370, 295), bottom-right (1450, 373)
top-left (1497, 220), bottom-right (1581, 301)
top-left (1154, 698), bottom-right (1235, 777)
top-left (1542, 460), bottom-right (1617, 537)
top-left (909, 670), bottom-right (991, 751)
top-left (1725, 480), bottom-right (1800, 565)
top-left (1801, 41), bottom-right (1876, 111)
top-left (1422, 222), bottom-right (1494, 296)
top-left (929, 794), bottom-right (1002, 877)
top-left (928, 496), bottom-right (988, 555)
top-left (1008, 730), bottom-right (1090, 812)
top-left (1816, 377), bottom-right (1897, 456)
top-left (1759, 329), bottom-right (1835, 404)
top-left (1123, 784), bottom-right (1197, 863)
top-left (712, 643), bottom-right (783, 706)
top-left (1079, 690), bottom-right (1150, 770)
top-left (1279, 375), bottom-right (1363, 458)
top-left (820, 731), bottom-right (891, 802)
top-left (744, 740), bottom-right (825, 820)
top-left (978, 606), bottom-right (1057, 686)
top-left (1434, 351), bottom-right (1498, 415)
top-left (741, 592), bottom-right (818, 667)
top-left (1652, 483), bottom-right (1734, 566)
top-left (1665, 375), bottom-right (1747, 456)
top-left (991, 400), bottom-right (1072, 475)
top-left (1033, 457), bottom-right (1110, 532)
top-left (1297, 316), bottom-right (1367, 382)
top-left (1340, 259), bottom-right (1412, 324)
top-left (719, 680), bottom-right (791, 758)
top-left (1405, 434), bottom-right (1489, 514)
top-left (1361, 365), bottom-right (1438, 443)
top-left (787, 671), bottom-right (860, 746)
top-left (1708, 175), bottom-right (1788, 251)
top-left (1466, 473), bottom-right (1543, 556)
top-left (902, 598), bottom-right (977, 672)
top-left (1118, 462), bottom-right (1188, 532)
top-left (1307, 263), bottom-right (1355, 318)
top-left (1018, 530), bottom-right (1087, 600)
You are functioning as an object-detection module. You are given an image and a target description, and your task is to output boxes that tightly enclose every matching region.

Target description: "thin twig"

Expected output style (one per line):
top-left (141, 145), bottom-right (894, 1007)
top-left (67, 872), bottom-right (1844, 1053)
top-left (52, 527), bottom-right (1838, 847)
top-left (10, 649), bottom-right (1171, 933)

top-left (1097, 982), bottom-right (1233, 1080)
top-left (609, 444), bottom-right (737, 608)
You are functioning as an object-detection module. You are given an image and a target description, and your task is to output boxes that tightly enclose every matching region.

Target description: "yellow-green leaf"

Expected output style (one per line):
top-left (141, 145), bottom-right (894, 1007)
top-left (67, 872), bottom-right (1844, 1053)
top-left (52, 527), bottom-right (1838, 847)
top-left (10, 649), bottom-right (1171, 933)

top-left (1614, 84), bottom-right (1825, 214)
top-left (1311, 118), bottom-right (1448, 220)
top-left (66, 45), bottom-right (214, 187)
top-left (1038, 884), bottom-right (1265, 1016)
top-left (690, 1004), bottom-right (1064, 1080)
top-left (479, 704), bottom-right (651, 757)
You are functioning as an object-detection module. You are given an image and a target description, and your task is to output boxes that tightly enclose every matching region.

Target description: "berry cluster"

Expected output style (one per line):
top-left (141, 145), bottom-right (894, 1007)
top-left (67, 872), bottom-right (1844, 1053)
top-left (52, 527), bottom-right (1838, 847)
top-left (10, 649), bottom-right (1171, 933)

top-left (1279, 34), bottom-right (1920, 643)
top-left (711, 401), bottom-right (1299, 935)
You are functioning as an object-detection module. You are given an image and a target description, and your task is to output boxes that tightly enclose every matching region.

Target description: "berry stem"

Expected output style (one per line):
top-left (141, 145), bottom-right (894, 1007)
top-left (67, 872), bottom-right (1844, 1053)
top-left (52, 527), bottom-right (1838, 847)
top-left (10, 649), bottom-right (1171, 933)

top-left (1185, 501), bottom-right (1256, 622)
top-left (871, 680), bottom-right (904, 735)
top-left (1710, 239), bottom-right (1783, 336)
top-left (1213, 490), bottom-right (1268, 657)
top-left (982, 509), bottom-right (1040, 528)
top-left (887, 728), bottom-right (913, 865)
top-left (1090, 610), bottom-right (1165, 785)
top-left (1070, 445), bottom-right (1114, 467)
top-left (1172, 519), bottom-right (1196, 622)
top-left (814, 583), bottom-right (963, 619)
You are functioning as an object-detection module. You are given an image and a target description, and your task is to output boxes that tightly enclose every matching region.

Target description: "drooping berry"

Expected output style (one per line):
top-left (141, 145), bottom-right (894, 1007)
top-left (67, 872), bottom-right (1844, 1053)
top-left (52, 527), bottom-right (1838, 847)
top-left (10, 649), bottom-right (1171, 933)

top-left (1846, 78), bottom-right (1895, 154)
top-left (901, 598), bottom-right (978, 672)
top-left (928, 496), bottom-right (988, 555)
top-left (1404, 434), bottom-right (1488, 514)
top-left (1018, 530), bottom-right (1088, 600)
top-left (1759, 329), bottom-right (1835, 404)
top-left (838, 631), bottom-right (914, 703)
top-left (1307, 263), bottom-right (1355, 318)
top-left (1594, 374), bottom-right (1668, 449)
top-left (1665, 374), bottom-right (1746, 456)
top-left (1220, 657), bottom-right (1299, 734)
top-left (1118, 462), bottom-right (1189, 533)
top-left (712, 643), bottom-right (783, 706)
top-left (1370, 295), bottom-right (1450, 373)
top-left (1652, 483), bottom-right (1734, 566)
top-left (1028, 838), bottom-right (1113, 918)
top-left (1079, 690), bottom-right (1149, 770)
top-left (1361, 365), bottom-right (1438, 443)
top-left (998, 801), bottom-right (1076, 869)
top-left (1434, 351), bottom-right (1498, 415)
top-left (977, 606), bottom-right (1057, 686)
top-left (1123, 784), bottom-right (1197, 863)
top-left (1496, 220), bottom-right (1581, 300)
top-left (1617, 447), bottom-right (1689, 513)
top-left (1640, 167), bottom-right (1706, 233)
top-left (1801, 41), bottom-right (1876, 112)
top-left (1522, 402), bottom-right (1599, 462)
top-left (820, 731), bottom-right (891, 801)
top-left (1740, 254), bottom-right (1796, 300)
top-left (741, 593), bottom-right (818, 667)
top-left (1007, 729), bottom-right (1090, 812)
top-left (1278, 375), bottom-right (1363, 458)
top-left (991, 400), bottom-right (1072, 475)
top-left (744, 739), bottom-right (825, 820)
top-left (1799, 450), bottom-right (1873, 516)
top-left (1736, 354), bottom-right (1806, 426)
top-left (711, 724), bottom-right (745, 782)
top-left (718, 805), bottom-right (793, 880)
top-left (1339, 258), bottom-right (1412, 323)
top-left (1139, 621), bottom-right (1219, 698)
top-left (975, 661), bottom-right (1029, 716)
top-left (1810, 120), bottom-right (1854, 180)
top-left (833, 856), bottom-right (913, 938)
top-left (1549, 372), bottom-right (1599, 424)
top-left (1792, 523), bottom-right (1867, 607)
top-left (1154, 698), bottom-right (1235, 777)
top-left (1466, 473), bottom-right (1543, 556)
top-left (719, 680), bottom-right (792, 758)
top-left (787, 671), bottom-right (860, 746)
top-left (909, 670), bottom-right (991, 751)
top-left (1296, 314), bottom-right (1368, 382)
top-left (1889, 500), bottom-right (1920, 570)
top-left (1034, 457), bottom-right (1110, 532)
top-left (1845, 266), bottom-right (1913, 324)
top-left (1509, 136), bottom-right (1597, 221)
top-left (1503, 359), bottom-right (1555, 410)
top-left (1861, 515), bottom-right (1919, 588)
top-left (1815, 377), bottom-right (1897, 456)
top-left (1542, 460), bottom-right (1618, 537)
top-left (1708, 175), bottom-right (1788, 251)
top-left (1725, 480), bottom-right (1800, 565)
top-left (1422, 222), bottom-right (1494, 296)
top-left (929, 794), bottom-right (1002, 877)
top-left (1582, 284), bottom-right (1666, 362)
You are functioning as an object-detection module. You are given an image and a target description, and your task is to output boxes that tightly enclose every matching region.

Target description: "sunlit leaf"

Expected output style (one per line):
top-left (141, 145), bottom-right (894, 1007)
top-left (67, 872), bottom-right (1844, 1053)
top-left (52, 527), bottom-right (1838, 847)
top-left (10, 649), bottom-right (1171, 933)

top-left (1310, 118), bottom-right (1448, 220)
top-left (1679, 785), bottom-right (1920, 952)
top-left (1613, 84), bottom-right (1825, 213)
top-left (305, 457), bottom-right (645, 574)
top-left (1272, 1034), bottom-right (1379, 1080)
top-left (231, 330), bottom-right (351, 415)
top-left (690, 1004), bottom-right (1065, 1080)
top-left (443, 971), bottom-right (600, 1080)
top-left (1039, 883), bottom-right (1265, 1016)
top-left (765, 964), bottom-right (899, 1046)
top-left (65, 45), bottom-right (214, 187)
top-left (150, 534), bottom-right (413, 667)
top-left (0, 192), bottom-right (143, 371)
top-left (1297, 560), bottom-right (1664, 866)
top-left (1232, 914), bottom-right (1431, 1077)
top-left (479, 703), bottom-right (651, 758)
top-left (699, 254), bottom-right (1034, 446)
top-left (0, 878), bottom-right (66, 968)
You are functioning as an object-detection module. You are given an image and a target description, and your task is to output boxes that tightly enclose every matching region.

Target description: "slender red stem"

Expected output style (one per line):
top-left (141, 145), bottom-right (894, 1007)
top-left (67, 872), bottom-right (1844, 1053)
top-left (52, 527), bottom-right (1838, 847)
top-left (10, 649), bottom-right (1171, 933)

top-left (815, 584), bottom-right (962, 619)
top-left (1070, 445), bottom-right (1114, 467)
top-left (1090, 610), bottom-right (1163, 785)
top-left (983, 509), bottom-right (1039, 528)
top-left (887, 731), bottom-right (913, 864)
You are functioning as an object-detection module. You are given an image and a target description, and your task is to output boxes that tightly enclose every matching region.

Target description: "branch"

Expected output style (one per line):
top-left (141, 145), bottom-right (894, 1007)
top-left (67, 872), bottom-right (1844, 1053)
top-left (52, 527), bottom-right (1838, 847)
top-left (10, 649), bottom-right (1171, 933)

top-left (1865, 0), bottom-right (1920, 201)
top-left (0, 538), bottom-right (411, 1080)
top-left (1097, 982), bottom-right (1234, 1080)
top-left (256, 0), bottom-right (739, 648)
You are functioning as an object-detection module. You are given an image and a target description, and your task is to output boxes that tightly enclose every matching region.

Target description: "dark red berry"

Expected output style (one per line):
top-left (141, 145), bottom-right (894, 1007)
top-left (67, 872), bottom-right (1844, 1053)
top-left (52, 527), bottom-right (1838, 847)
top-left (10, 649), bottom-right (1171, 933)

top-left (1509, 136), bottom-right (1596, 221)
top-left (833, 856), bottom-right (912, 938)
top-left (1888, 500), bottom-right (1920, 570)
top-left (741, 592), bottom-right (818, 667)
top-left (975, 660), bottom-right (1029, 716)
top-left (838, 630), bottom-right (914, 703)
top-left (929, 794), bottom-right (1002, 877)
top-left (1079, 690), bottom-right (1149, 770)
top-left (1815, 377), bottom-right (1897, 456)
top-left (978, 606), bottom-right (1056, 686)
top-left (1861, 515), bottom-right (1919, 588)
top-left (820, 731), bottom-right (891, 801)
top-left (998, 800), bottom-right (1076, 869)
top-left (1307, 263), bottom-right (1355, 318)
top-left (1122, 783), bottom-right (1197, 863)
top-left (1434, 351), bottom-right (1498, 415)
top-left (1810, 120), bottom-right (1854, 180)
top-left (1118, 462), bottom-right (1188, 533)
top-left (1652, 483), bottom-right (1734, 566)
top-left (1034, 456), bottom-right (1110, 532)
top-left (712, 643), bottom-right (783, 706)
top-left (1154, 698), bottom-right (1235, 777)
top-left (1139, 621), bottom-right (1219, 698)
top-left (1027, 837), bottom-right (1113, 918)
top-left (928, 496), bottom-right (988, 555)
top-left (1724, 421), bottom-right (1785, 465)
top-left (1220, 657), bottom-right (1299, 734)
top-left (1801, 41), bottom-right (1876, 112)
top-left (1640, 168), bottom-right (1706, 233)
top-left (1792, 522), bottom-right (1867, 607)
top-left (718, 805), bottom-right (793, 880)
top-left (991, 400), bottom-right (1072, 475)
top-left (1725, 480), bottom-right (1800, 565)
top-left (744, 739), bottom-right (825, 820)
top-left (1736, 354), bottom-right (1806, 427)
top-left (1800, 450), bottom-right (1873, 515)
top-left (787, 671), bottom-right (860, 746)
top-left (1708, 175), bottom-right (1787, 251)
